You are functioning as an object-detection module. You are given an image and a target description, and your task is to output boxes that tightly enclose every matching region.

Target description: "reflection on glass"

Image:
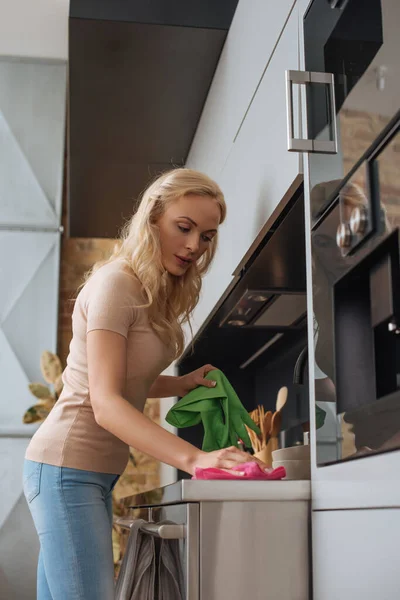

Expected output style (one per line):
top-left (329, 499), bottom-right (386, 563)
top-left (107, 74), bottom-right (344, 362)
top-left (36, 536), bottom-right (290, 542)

top-left (311, 176), bottom-right (372, 465)
top-left (376, 129), bottom-right (400, 231)
top-left (306, 0), bottom-right (399, 225)
top-left (337, 163), bottom-right (374, 256)
top-left (339, 110), bottom-right (392, 180)
top-left (311, 141), bottom-right (400, 465)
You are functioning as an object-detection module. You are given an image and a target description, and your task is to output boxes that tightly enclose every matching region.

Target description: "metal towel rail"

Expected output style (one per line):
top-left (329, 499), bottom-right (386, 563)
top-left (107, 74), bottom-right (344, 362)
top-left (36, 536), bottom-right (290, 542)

top-left (116, 518), bottom-right (186, 540)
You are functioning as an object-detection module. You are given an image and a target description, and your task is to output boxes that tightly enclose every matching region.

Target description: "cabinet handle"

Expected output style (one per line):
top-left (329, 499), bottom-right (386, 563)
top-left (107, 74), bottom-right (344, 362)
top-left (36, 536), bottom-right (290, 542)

top-left (116, 517), bottom-right (186, 539)
top-left (285, 69), bottom-right (338, 154)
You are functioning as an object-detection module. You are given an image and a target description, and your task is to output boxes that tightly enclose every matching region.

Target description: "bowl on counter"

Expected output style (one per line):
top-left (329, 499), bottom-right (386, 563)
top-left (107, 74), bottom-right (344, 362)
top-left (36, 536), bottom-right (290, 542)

top-left (272, 459), bottom-right (311, 480)
top-left (272, 446), bottom-right (311, 480)
top-left (272, 444), bottom-right (310, 462)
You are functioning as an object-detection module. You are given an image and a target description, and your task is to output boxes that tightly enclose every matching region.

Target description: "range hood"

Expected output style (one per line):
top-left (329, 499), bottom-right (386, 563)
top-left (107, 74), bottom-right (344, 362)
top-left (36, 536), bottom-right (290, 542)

top-left (68, 0), bottom-right (239, 238)
top-left (179, 182), bottom-right (307, 374)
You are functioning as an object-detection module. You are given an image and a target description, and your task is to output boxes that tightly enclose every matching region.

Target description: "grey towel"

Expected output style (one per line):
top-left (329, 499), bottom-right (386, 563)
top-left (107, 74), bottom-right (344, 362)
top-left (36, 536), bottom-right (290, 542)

top-left (158, 528), bottom-right (184, 600)
top-left (115, 519), bottom-right (156, 600)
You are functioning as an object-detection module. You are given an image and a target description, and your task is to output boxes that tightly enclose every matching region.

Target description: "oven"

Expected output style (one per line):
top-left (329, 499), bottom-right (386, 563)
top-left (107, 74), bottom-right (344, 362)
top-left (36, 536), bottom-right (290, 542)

top-left (289, 0), bottom-right (400, 466)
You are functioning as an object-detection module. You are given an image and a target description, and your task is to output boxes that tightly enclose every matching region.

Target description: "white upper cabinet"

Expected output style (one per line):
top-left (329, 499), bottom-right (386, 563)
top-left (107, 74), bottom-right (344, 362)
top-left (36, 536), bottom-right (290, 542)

top-left (217, 2), bottom-right (301, 277)
top-left (187, 2), bottom-right (302, 336)
top-left (186, 0), bottom-right (297, 181)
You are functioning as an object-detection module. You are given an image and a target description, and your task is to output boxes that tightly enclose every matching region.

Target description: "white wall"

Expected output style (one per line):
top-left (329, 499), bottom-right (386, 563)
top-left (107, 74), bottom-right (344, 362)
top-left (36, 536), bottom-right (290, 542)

top-left (0, 58), bottom-right (67, 600)
top-left (0, 3), bottom-right (68, 596)
top-left (0, 0), bottom-right (69, 60)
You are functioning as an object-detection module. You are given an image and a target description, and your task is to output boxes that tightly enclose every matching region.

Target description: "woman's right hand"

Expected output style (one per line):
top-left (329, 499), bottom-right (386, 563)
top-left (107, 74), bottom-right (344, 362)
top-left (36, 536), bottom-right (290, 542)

top-left (189, 446), bottom-right (268, 475)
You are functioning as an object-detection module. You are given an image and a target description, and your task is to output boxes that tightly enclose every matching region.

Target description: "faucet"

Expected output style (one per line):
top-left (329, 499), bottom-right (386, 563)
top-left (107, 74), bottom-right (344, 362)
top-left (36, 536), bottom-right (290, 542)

top-left (292, 345), bottom-right (309, 442)
top-left (293, 345), bottom-right (308, 385)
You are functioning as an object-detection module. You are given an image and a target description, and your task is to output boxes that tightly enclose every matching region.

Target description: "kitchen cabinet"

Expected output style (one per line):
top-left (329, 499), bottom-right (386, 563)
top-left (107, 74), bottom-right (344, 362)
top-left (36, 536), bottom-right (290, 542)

top-left (312, 509), bottom-right (400, 600)
top-left (217, 2), bottom-right (301, 280)
top-left (186, 0), bottom-right (297, 181)
top-left (117, 479), bottom-right (311, 600)
top-left (187, 2), bottom-right (302, 338)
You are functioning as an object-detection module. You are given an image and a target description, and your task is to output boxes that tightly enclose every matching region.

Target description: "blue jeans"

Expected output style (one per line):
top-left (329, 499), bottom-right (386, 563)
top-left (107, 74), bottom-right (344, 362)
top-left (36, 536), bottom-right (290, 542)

top-left (23, 459), bottom-right (120, 600)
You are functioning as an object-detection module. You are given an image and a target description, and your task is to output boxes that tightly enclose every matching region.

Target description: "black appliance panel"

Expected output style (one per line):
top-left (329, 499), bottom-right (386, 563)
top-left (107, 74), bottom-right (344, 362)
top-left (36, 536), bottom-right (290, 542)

top-left (311, 119), bottom-right (400, 466)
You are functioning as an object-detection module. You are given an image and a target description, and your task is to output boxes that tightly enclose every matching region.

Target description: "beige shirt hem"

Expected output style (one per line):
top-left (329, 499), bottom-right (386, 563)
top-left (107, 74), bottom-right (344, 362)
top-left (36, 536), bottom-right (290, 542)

top-left (25, 446), bottom-right (128, 475)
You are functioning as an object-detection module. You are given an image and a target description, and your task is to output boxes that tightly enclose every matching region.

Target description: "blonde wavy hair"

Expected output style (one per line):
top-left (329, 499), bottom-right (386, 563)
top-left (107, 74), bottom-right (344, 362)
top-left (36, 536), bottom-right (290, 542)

top-left (84, 168), bottom-right (226, 358)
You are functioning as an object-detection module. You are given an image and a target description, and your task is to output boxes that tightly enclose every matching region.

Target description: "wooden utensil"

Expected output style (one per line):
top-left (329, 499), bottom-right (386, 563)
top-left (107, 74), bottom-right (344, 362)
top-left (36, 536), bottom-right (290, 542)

top-left (269, 410), bottom-right (282, 453)
top-left (270, 410), bottom-right (282, 437)
top-left (263, 411), bottom-right (273, 445)
top-left (251, 428), bottom-right (260, 452)
top-left (250, 409), bottom-right (259, 427)
top-left (254, 446), bottom-right (270, 465)
top-left (276, 386), bottom-right (288, 413)
top-left (259, 405), bottom-right (265, 441)
top-left (245, 425), bottom-right (260, 452)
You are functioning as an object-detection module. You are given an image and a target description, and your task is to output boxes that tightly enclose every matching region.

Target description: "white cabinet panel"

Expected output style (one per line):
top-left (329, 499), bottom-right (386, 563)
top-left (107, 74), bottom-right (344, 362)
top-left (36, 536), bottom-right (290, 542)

top-left (313, 509), bottom-right (400, 600)
top-left (219, 4), bottom-right (300, 274)
top-left (186, 0), bottom-right (296, 180)
top-left (189, 5), bottom-right (301, 336)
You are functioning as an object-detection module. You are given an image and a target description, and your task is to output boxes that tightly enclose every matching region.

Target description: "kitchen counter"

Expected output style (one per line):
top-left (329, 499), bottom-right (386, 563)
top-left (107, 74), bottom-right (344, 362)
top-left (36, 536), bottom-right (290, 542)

top-left (125, 479), bottom-right (311, 507)
top-left (119, 479), bottom-right (311, 599)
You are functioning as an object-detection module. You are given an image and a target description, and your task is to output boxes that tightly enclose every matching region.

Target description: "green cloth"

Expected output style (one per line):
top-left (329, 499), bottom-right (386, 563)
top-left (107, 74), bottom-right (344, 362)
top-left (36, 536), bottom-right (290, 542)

top-left (165, 369), bottom-right (261, 452)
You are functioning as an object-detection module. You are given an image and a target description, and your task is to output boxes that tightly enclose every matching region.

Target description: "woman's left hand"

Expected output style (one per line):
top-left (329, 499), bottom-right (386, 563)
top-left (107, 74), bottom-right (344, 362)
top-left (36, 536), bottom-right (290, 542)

top-left (177, 364), bottom-right (218, 397)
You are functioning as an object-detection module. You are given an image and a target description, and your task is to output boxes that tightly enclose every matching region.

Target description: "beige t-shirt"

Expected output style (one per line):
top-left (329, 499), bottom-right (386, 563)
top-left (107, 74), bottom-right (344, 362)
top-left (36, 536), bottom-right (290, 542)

top-left (26, 261), bottom-right (173, 474)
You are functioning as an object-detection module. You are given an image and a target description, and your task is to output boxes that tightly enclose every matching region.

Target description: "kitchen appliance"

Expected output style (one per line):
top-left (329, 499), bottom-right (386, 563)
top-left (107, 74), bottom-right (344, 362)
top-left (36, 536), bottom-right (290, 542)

top-left (295, 0), bottom-right (400, 465)
top-left (116, 480), bottom-right (311, 599)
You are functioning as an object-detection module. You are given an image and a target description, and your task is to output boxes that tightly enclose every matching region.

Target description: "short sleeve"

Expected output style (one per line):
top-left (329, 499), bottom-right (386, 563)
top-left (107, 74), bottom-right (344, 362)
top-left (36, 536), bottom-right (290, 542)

top-left (86, 270), bottom-right (138, 338)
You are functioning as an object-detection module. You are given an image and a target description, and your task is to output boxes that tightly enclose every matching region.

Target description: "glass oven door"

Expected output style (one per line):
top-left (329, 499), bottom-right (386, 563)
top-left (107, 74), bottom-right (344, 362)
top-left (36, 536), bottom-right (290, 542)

top-left (302, 0), bottom-right (400, 465)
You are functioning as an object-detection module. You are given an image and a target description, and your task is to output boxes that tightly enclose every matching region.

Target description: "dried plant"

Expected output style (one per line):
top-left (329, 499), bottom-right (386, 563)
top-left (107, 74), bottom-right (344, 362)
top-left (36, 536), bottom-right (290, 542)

top-left (22, 351), bottom-right (63, 424)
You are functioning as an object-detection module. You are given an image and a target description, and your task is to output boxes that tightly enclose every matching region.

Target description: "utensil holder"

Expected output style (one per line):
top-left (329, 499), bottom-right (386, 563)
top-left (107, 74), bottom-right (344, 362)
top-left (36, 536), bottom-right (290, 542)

top-left (254, 436), bottom-right (280, 468)
top-left (254, 446), bottom-right (270, 466)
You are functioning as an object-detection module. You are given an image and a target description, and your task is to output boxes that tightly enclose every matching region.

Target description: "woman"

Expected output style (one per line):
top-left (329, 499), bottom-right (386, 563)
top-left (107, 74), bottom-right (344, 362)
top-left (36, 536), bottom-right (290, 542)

top-left (23, 168), bottom-right (264, 600)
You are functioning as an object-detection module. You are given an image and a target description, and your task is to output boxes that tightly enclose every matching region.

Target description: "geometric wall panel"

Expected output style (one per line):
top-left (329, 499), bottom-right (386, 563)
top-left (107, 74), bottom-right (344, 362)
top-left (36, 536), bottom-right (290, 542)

top-left (0, 59), bottom-right (67, 226)
top-left (1, 233), bottom-right (60, 428)
top-left (0, 57), bottom-right (66, 600)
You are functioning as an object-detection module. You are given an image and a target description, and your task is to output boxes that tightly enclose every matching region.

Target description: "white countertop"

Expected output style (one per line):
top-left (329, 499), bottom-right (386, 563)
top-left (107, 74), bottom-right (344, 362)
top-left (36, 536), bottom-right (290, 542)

top-left (127, 479), bottom-right (311, 507)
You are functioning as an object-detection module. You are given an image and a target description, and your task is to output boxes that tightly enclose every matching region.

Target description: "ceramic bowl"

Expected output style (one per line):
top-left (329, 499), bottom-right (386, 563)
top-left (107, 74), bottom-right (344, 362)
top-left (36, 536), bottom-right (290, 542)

top-left (272, 459), bottom-right (311, 480)
top-left (272, 444), bottom-right (310, 462)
